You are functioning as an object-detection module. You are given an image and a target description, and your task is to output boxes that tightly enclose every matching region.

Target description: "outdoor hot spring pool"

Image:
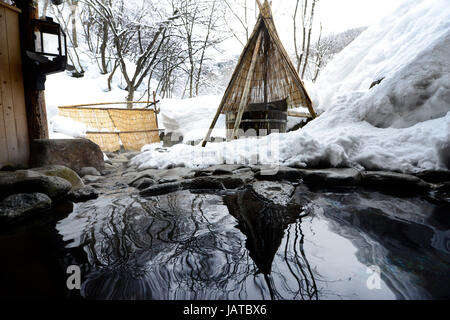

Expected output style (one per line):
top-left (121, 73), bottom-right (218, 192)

top-left (1, 185), bottom-right (449, 300)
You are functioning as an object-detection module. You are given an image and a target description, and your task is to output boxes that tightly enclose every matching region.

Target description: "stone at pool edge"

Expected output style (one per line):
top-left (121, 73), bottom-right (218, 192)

top-left (139, 176), bottom-right (247, 197)
top-left (32, 165), bottom-right (84, 190)
top-left (79, 167), bottom-right (101, 178)
top-left (0, 171), bottom-right (72, 200)
top-left (0, 193), bottom-right (52, 223)
top-left (67, 186), bottom-right (99, 203)
top-left (255, 167), bottom-right (361, 186)
top-left (361, 171), bottom-right (431, 194)
top-left (30, 139), bottom-right (105, 174)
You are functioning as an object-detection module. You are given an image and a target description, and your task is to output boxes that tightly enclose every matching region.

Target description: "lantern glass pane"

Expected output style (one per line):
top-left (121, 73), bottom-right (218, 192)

top-left (42, 32), bottom-right (59, 55)
top-left (34, 31), bottom-right (43, 53)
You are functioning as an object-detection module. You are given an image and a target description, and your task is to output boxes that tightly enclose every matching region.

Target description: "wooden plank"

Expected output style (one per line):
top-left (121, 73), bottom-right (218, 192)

top-left (5, 6), bottom-right (29, 167)
top-left (0, 6), bottom-right (8, 165)
top-left (0, 5), bottom-right (19, 164)
top-left (288, 111), bottom-right (313, 118)
top-left (0, 1), bottom-right (21, 14)
top-left (59, 101), bottom-right (161, 109)
top-left (231, 32), bottom-right (263, 140)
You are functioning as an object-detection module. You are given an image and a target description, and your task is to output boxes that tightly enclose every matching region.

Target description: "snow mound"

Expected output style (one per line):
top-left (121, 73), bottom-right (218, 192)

top-left (316, 0), bottom-right (450, 129)
top-left (160, 95), bottom-right (226, 143)
top-left (50, 116), bottom-right (87, 138)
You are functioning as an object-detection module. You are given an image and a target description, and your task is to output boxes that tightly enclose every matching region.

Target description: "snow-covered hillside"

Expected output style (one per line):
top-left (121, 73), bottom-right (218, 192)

top-left (132, 0), bottom-right (450, 173)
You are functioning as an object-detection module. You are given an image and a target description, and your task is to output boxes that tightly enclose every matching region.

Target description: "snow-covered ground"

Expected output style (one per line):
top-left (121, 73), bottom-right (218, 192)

top-left (131, 0), bottom-right (450, 173)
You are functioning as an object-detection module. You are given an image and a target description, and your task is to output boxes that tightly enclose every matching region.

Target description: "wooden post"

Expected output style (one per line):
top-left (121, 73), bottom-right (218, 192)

top-left (231, 31), bottom-right (263, 140)
top-left (263, 28), bottom-right (269, 105)
top-left (17, 0), bottom-right (49, 140)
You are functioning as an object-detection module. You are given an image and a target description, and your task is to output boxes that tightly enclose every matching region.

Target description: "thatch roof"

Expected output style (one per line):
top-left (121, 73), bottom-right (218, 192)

top-left (202, 0), bottom-right (316, 146)
top-left (221, 0), bottom-right (315, 114)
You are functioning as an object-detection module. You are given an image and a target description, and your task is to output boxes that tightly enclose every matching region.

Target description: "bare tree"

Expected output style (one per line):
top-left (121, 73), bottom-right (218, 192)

top-left (84, 0), bottom-right (180, 107)
top-left (49, 1), bottom-right (85, 75)
top-left (69, 0), bottom-right (79, 47)
top-left (309, 26), bottom-right (367, 81)
top-left (293, 0), bottom-right (319, 78)
top-left (173, 0), bottom-right (226, 98)
top-left (222, 0), bottom-right (253, 47)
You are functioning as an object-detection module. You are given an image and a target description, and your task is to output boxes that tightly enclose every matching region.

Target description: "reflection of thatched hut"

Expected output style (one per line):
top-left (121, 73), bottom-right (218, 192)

top-left (202, 0), bottom-right (316, 146)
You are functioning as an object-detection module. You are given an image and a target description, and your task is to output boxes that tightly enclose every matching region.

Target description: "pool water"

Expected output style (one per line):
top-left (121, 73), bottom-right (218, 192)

top-left (1, 185), bottom-right (449, 300)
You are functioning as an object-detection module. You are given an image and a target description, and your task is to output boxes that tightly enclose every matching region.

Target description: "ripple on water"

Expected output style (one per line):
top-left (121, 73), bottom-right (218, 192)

top-left (56, 187), bottom-right (450, 300)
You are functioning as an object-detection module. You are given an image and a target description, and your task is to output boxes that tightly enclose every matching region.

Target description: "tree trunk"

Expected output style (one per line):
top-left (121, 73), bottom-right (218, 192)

top-left (42, 0), bottom-right (49, 17)
top-left (99, 20), bottom-right (109, 74)
top-left (70, 1), bottom-right (78, 48)
top-left (301, 0), bottom-right (316, 79)
top-left (127, 89), bottom-right (135, 109)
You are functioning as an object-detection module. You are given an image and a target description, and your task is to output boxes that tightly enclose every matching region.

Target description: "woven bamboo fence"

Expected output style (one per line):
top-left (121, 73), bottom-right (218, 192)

top-left (58, 102), bottom-right (160, 152)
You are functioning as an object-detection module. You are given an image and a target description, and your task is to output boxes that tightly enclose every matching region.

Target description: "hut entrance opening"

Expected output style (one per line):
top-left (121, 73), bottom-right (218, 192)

top-left (226, 99), bottom-right (287, 139)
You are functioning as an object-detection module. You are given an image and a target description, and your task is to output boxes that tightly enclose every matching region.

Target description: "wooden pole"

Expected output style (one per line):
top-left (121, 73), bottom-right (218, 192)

top-left (18, 1), bottom-right (49, 141)
top-left (231, 31), bottom-right (263, 140)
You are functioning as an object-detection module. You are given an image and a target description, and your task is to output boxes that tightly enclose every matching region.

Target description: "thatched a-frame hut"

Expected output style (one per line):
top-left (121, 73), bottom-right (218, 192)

top-left (202, 0), bottom-right (316, 147)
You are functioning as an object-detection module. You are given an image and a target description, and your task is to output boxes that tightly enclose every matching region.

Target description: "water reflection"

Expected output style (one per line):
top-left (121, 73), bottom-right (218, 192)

top-left (56, 186), bottom-right (450, 300)
top-left (57, 188), bottom-right (322, 300)
top-left (224, 189), bottom-right (318, 300)
top-left (306, 190), bottom-right (450, 299)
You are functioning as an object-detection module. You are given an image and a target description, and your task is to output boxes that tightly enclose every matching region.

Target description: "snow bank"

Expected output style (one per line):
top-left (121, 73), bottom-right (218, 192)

top-left (50, 116), bottom-right (87, 138)
top-left (159, 95), bottom-right (226, 143)
top-left (132, 0), bottom-right (450, 173)
top-left (315, 0), bottom-right (450, 129)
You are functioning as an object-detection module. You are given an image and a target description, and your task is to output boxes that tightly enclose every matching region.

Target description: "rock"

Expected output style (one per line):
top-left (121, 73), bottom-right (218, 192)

top-left (300, 168), bottom-right (361, 186)
top-left (130, 168), bottom-right (195, 186)
top-left (140, 181), bottom-right (184, 197)
top-left (80, 167), bottom-right (101, 177)
top-left (188, 177), bottom-right (225, 190)
top-left (416, 170), bottom-right (450, 184)
top-left (83, 175), bottom-right (103, 184)
top-left (33, 165), bottom-right (84, 190)
top-left (30, 139), bottom-right (105, 174)
top-left (189, 176), bottom-right (246, 191)
top-left (361, 171), bottom-right (431, 194)
top-left (124, 152), bottom-right (141, 160)
top-left (67, 186), bottom-right (99, 203)
top-left (0, 172), bottom-right (72, 200)
top-left (105, 163), bottom-right (115, 170)
top-left (131, 178), bottom-right (156, 190)
top-left (212, 168), bottom-right (234, 176)
top-left (252, 181), bottom-right (295, 206)
top-left (195, 165), bottom-right (247, 177)
top-left (255, 167), bottom-right (304, 182)
top-left (0, 193), bottom-right (52, 223)
top-left (140, 175), bottom-right (247, 197)
top-left (110, 154), bottom-right (129, 164)
top-left (221, 177), bottom-right (247, 190)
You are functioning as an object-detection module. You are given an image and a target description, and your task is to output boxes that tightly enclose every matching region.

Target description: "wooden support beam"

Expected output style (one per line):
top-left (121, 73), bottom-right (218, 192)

top-left (17, 1), bottom-right (50, 141)
top-left (231, 32), bottom-right (263, 140)
top-left (288, 111), bottom-right (313, 118)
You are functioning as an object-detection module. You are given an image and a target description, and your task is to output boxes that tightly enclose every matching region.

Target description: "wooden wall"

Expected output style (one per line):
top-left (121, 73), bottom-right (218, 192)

top-left (0, 2), bottom-right (29, 168)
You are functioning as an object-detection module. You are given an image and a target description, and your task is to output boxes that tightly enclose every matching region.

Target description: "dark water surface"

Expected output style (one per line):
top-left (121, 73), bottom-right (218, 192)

top-left (1, 185), bottom-right (449, 300)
